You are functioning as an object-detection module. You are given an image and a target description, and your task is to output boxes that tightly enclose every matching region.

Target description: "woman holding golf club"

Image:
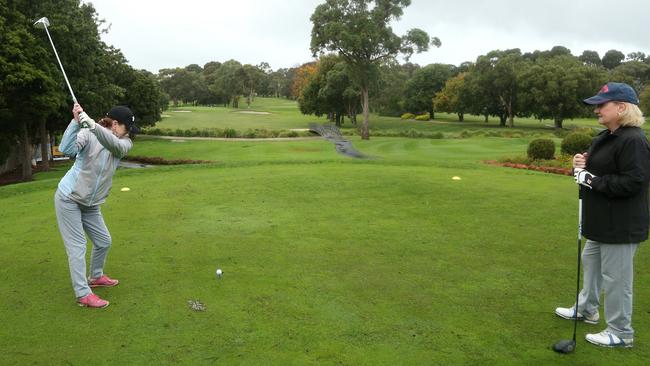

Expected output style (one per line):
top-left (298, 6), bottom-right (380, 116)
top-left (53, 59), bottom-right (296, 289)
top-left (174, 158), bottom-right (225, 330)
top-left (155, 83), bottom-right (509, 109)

top-left (54, 103), bottom-right (138, 308)
top-left (555, 82), bottom-right (650, 348)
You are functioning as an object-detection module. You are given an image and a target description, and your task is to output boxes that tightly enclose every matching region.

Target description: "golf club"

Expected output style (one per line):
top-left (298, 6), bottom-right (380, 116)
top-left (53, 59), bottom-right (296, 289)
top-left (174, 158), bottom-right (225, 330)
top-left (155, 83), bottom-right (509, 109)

top-left (33, 17), bottom-right (78, 104)
top-left (552, 187), bottom-right (584, 354)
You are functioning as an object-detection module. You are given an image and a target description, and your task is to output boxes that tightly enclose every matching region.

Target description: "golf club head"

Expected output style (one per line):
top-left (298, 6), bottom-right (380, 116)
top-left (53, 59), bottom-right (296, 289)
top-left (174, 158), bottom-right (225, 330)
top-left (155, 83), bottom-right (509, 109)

top-left (552, 339), bottom-right (576, 354)
top-left (34, 17), bottom-right (50, 29)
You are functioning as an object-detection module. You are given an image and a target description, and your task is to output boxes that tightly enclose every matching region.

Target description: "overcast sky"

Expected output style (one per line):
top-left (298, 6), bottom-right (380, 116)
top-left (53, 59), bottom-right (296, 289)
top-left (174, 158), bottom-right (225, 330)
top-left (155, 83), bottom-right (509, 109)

top-left (88, 0), bottom-right (649, 73)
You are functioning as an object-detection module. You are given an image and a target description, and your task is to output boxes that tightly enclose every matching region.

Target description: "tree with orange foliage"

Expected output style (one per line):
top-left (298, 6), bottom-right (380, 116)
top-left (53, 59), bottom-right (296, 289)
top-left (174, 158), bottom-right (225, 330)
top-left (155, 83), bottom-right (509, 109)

top-left (291, 62), bottom-right (318, 99)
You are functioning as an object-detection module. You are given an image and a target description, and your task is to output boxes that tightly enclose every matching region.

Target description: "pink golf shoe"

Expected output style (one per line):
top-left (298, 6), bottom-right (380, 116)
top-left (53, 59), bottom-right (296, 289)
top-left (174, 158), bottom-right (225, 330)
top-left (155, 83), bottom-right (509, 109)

top-left (77, 293), bottom-right (109, 308)
top-left (88, 274), bottom-right (119, 288)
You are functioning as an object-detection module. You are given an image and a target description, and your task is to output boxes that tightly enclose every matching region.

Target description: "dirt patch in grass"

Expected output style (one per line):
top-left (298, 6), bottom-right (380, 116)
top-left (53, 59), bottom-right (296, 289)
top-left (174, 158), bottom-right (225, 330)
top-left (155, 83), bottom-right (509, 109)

top-left (485, 160), bottom-right (572, 176)
top-left (123, 155), bottom-right (215, 165)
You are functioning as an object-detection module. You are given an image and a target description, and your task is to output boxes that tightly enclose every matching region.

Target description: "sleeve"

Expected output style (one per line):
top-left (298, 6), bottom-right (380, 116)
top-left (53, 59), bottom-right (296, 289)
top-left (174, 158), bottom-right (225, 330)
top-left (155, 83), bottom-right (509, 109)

top-left (591, 136), bottom-right (650, 197)
top-left (58, 120), bottom-right (89, 157)
top-left (90, 125), bottom-right (133, 158)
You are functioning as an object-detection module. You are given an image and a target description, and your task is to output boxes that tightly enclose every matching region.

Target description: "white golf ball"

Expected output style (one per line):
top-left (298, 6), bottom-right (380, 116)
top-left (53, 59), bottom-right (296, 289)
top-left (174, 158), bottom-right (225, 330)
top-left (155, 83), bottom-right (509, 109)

top-left (216, 269), bottom-right (222, 277)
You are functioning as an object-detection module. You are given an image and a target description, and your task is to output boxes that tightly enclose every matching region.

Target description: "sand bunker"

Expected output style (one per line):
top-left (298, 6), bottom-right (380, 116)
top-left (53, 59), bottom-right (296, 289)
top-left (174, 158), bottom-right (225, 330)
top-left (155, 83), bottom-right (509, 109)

top-left (236, 111), bottom-right (271, 115)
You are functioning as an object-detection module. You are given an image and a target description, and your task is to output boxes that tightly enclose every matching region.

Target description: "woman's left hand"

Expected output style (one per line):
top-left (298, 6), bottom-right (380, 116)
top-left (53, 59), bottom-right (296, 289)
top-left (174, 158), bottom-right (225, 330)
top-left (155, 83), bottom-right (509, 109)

top-left (72, 103), bottom-right (84, 122)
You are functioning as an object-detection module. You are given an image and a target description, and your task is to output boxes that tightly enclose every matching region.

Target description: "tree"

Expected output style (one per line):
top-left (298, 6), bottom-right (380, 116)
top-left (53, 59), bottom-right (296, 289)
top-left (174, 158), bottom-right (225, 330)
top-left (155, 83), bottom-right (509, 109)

top-left (519, 55), bottom-right (606, 128)
top-left (626, 52), bottom-right (646, 62)
top-left (472, 49), bottom-right (527, 127)
top-left (310, 0), bottom-right (439, 139)
top-left (602, 49), bottom-right (625, 70)
top-left (403, 63), bottom-right (455, 119)
top-left (372, 61), bottom-right (410, 116)
top-left (640, 85), bottom-right (650, 116)
top-left (210, 59), bottom-right (246, 108)
top-left (298, 55), bottom-right (360, 126)
top-left (242, 64), bottom-right (265, 107)
top-left (579, 50), bottom-right (601, 67)
top-left (1, 1), bottom-right (164, 179)
top-left (1, 0), bottom-right (121, 179)
top-left (434, 72), bottom-right (469, 121)
top-left (291, 62), bottom-right (318, 99)
top-left (158, 67), bottom-right (204, 106)
top-left (610, 61), bottom-right (650, 93)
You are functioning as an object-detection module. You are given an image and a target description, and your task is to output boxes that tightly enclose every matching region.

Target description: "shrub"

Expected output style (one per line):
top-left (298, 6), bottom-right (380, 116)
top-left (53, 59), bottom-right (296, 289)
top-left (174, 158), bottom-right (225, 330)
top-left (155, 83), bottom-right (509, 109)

top-left (561, 133), bottom-right (592, 155)
top-left (223, 128), bottom-right (238, 138)
top-left (527, 138), bottom-right (556, 160)
top-left (415, 113), bottom-right (430, 121)
top-left (401, 113), bottom-right (415, 120)
top-left (430, 132), bottom-right (444, 139)
top-left (459, 130), bottom-right (472, 138)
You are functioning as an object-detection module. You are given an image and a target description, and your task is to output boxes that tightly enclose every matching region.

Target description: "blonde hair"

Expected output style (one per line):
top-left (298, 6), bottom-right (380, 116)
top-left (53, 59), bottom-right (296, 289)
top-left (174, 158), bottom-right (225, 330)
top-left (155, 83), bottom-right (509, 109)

top-left (618, 102), bottom-right (645, 127)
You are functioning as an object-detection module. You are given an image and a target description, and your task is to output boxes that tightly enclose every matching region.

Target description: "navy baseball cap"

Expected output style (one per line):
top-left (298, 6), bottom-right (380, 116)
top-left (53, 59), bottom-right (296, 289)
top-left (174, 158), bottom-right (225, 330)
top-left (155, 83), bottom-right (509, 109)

top-left (583, 82), bottom-right (639, 105)
top-left (107, 106), bottom-right (139, 134)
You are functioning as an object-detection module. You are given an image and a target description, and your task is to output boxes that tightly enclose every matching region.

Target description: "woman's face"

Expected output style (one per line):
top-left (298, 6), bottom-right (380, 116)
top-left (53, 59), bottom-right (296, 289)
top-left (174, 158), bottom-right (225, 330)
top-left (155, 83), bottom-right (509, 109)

top-left (594, 101), bottom-right (624, 130)
top-left (111, 120), bottom-right (128, 137)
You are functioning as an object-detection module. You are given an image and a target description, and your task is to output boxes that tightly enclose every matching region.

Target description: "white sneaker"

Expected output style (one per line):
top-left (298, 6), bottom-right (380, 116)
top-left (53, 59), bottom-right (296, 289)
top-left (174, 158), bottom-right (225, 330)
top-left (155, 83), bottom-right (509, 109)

top-left (586, 330), bottom-right (633, 348)
top-left (554, 306), bottom-right (599, 324)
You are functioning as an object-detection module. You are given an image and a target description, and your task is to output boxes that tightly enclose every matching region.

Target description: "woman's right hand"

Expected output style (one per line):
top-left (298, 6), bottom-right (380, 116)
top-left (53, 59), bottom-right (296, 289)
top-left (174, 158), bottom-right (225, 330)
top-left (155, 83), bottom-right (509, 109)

top-left (72, 103), bottom-right (84, 122)
top-left (573, 152), bottom-right (588, 169)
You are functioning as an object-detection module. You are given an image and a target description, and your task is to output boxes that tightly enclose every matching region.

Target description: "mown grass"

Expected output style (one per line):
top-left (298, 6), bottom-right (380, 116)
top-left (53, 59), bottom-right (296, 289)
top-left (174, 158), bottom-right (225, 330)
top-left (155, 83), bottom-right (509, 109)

top-left (1, 100), bottom-right (649, 365)
top-left (158, 97), bottom-right (644, 136)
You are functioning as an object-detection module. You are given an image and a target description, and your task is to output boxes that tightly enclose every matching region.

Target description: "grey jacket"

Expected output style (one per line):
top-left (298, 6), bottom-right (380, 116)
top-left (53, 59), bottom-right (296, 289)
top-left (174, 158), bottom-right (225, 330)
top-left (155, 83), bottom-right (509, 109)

top-left (57, 120), bottom-right (133, 206)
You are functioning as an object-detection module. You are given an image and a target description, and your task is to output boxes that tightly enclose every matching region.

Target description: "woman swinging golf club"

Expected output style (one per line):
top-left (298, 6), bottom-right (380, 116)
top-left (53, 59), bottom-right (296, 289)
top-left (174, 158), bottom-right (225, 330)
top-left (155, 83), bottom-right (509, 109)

top-left (555, 82), bottom-right (650, 348)
top-left (55, 104), bottom-right (138, 308)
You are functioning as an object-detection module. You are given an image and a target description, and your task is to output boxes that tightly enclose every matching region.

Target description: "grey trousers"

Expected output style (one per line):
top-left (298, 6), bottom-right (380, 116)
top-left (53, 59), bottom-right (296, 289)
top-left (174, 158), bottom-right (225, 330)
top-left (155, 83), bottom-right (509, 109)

top-left (54, 190), bottom-right (112, 298)
top-left (577, 239), bottom-right (638, 338)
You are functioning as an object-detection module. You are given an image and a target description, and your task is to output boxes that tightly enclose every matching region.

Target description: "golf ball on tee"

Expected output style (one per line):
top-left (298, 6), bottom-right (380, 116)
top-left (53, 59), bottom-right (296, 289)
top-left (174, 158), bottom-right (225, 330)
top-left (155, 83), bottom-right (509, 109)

top-left (216, 269), bottom-right (222, 277)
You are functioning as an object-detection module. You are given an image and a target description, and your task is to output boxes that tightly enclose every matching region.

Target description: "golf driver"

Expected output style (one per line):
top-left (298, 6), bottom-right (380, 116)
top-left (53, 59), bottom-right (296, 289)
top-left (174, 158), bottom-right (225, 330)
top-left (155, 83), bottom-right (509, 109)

top-left (552, 187), bottom-right (584, 354)
top-left (33, 17), bottom-right (78, 105)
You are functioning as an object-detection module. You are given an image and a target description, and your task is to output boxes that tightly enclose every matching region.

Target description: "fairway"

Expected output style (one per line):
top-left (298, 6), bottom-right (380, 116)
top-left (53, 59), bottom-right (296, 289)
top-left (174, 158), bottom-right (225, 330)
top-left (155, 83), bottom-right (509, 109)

top-left (1, 101), bottom-right (649, 365)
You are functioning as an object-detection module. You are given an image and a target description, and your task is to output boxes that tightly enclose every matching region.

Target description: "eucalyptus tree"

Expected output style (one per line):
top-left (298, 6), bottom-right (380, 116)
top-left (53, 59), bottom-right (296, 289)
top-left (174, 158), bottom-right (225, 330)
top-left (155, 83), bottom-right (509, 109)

top-left (472, 49), bottom-right (527, 127)
top-left (310, 0), bottom-right (440, 139)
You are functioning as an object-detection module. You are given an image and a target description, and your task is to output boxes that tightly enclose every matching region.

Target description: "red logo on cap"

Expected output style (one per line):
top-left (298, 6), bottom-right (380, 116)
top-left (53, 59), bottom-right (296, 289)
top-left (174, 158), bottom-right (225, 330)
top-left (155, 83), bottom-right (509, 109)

top-left (599, 84), bottom-right (609, 93)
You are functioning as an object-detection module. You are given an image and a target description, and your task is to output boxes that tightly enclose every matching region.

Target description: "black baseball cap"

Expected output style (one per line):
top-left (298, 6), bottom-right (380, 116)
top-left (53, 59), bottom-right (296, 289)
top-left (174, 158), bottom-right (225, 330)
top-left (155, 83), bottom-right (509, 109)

top-left (583, 82), bottom-right (640, 105)
top-left (107, 106), bottom-right (139, 133)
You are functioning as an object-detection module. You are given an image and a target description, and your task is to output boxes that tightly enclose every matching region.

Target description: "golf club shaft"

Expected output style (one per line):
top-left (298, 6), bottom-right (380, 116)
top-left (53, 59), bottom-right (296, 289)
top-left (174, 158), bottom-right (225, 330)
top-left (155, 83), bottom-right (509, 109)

top-left (573, 191), bottom-right (583, 341)
top-left (42, 24), bottom-right (78, 104)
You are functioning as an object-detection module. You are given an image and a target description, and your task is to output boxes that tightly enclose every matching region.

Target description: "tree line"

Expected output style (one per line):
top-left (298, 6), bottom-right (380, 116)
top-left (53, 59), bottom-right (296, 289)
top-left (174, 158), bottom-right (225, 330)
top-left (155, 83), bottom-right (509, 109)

top-left (297, 46), bottom-right (650, 131)
top-left (0, 0), bottom-right (167, 181)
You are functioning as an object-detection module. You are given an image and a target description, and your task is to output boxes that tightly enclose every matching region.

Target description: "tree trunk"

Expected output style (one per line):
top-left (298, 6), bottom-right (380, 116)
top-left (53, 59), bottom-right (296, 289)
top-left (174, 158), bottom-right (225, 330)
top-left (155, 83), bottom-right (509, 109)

top-left (429, 103), bottom-right (434, 120)
top-left (335, 112), bottom-right (341, 127)
top-left (506, 100), bottom-right (514, 128)
top-left (458, 112), bottom-right (464, 122)
top-left (554, 118), bottom-right (563, 129)
top-left (20, 122), bottom-right (33, 181)
top-left (499, 114), bottom-right (506, 127)
top-left (39, 119), bottom-right (50, 171)
top-left (484, 114), bottom-right (488, 123)
top-left (361, 88), bottom-right (369, 140)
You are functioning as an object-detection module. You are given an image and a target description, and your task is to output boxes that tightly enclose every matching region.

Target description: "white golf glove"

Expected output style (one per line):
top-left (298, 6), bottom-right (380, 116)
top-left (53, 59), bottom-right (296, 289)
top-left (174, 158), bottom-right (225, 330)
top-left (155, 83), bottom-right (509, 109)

top-left (78, 112), bottom-right (96, 130)
top-left (574, 168), bottom-right (596, 189)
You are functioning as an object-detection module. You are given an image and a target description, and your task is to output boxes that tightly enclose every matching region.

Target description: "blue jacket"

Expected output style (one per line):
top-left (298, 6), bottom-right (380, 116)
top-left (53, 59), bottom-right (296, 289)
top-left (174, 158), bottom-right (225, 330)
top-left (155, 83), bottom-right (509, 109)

top-left (57, 120), bottom-right (133, 206)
